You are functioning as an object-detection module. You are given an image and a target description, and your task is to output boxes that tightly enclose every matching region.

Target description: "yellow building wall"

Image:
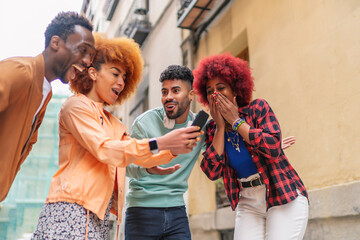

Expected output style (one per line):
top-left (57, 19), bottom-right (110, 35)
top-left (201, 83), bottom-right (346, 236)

top-left (188, 0), bottom-right (360, 215)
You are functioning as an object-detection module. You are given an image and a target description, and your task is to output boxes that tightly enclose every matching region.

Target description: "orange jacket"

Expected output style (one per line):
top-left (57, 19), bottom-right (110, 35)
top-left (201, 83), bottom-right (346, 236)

top-left (46, 94), bottom-right (174, 222)
top-left (0, 54), bottom-right (52, 201)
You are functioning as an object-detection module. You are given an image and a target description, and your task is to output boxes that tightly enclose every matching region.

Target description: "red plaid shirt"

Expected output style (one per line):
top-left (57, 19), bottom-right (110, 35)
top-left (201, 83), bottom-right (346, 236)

top-left (200, 99), bottom-right (308, 210)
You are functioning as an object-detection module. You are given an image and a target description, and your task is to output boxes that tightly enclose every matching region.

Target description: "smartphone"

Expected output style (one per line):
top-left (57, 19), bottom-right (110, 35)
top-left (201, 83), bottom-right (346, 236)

top-left (191, 110), bottom-right (209, 130)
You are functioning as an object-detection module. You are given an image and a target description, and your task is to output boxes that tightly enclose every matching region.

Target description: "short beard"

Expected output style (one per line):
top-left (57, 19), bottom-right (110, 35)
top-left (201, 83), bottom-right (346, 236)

top-left (165, 99), bottom-right (189, 120)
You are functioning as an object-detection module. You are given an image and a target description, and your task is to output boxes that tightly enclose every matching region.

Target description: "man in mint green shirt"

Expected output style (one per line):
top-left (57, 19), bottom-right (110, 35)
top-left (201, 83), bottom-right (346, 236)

top-left (125, 65), bottom-right (204, 240)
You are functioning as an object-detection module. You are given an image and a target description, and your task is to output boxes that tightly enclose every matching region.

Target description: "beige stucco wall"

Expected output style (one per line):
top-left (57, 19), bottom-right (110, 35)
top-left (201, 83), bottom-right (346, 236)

top-left (189, 0), bottom-right (360, 216)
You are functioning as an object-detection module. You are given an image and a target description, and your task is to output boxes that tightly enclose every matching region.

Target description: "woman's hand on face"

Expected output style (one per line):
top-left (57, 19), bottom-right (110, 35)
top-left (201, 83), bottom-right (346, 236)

top-left (214, 93), bottom-right (239, 125)
top-left (209, 94), bottom-right (225, 128)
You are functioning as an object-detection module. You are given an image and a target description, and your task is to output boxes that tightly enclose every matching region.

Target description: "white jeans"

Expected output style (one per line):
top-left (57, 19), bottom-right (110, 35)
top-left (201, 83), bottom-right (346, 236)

top-left (234, 179), bottom-right (308, 240)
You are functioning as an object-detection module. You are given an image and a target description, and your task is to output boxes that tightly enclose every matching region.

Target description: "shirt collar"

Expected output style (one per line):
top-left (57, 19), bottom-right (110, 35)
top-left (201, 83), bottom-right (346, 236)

top-left (238, 103), bottom-right (250, 116)
top-left (79, 93), bottom-right (104, 109)
top-left (43, 77), bottom-right (52, 93)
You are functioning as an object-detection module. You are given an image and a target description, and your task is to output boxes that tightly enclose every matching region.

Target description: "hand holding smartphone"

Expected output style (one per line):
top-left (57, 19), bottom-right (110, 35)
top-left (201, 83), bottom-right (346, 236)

top-left (191, 110), bottom-right (209, 131)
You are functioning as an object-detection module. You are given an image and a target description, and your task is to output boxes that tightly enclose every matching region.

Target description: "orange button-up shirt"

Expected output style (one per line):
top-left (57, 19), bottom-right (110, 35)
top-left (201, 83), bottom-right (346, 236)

top-left (46, 94), bottom-right (174, 222)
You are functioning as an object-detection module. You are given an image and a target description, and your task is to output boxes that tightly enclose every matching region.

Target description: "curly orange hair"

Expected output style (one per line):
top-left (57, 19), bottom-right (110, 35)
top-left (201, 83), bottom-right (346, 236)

top-left (70, 33), bottom-right (144, 105)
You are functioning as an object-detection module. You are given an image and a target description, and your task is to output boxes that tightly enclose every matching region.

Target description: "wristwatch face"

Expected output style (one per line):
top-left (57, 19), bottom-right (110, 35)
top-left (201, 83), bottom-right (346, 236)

top-left (149, 139), bottom-right (158, 153)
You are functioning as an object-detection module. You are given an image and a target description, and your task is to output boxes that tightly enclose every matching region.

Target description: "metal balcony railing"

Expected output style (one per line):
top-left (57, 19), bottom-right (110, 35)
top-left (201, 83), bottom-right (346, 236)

top-left (177, 0), bottom-right (192, 20)
top-left (177, 0), bottom-right (216, 30)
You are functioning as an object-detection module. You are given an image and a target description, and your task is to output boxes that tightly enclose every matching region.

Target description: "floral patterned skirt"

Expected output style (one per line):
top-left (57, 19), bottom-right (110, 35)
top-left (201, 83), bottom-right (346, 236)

top-left (31, 197), bottom-right (112, 240)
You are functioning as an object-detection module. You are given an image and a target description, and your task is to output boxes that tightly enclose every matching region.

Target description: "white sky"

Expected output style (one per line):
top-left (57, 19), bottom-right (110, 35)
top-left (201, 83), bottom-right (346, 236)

top-left (0, 0), bottom-right (84, 95)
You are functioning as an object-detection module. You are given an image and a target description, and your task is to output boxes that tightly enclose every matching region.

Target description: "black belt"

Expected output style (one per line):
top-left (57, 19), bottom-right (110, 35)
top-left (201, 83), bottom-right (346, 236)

top-left (241, 177), bottom-right (263, 188)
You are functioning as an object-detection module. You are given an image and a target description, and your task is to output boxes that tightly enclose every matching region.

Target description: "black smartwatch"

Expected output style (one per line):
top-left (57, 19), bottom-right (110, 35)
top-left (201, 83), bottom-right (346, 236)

top-left (149, 138), bottom-right (159, 154)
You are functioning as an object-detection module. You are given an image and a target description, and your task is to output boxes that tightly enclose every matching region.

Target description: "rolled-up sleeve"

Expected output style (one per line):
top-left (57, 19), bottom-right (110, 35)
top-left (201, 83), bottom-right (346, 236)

top-left (248, 99), bottom-right (282, 161)
top-left (200, 122), bottom-right (225, 181)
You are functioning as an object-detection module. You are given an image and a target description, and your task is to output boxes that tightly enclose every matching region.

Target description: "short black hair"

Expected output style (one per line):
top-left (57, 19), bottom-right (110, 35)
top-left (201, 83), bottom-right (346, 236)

top-left (159, 65), bottom-right (194, 89)
top-left (44, 11), bottom-right (93, 48)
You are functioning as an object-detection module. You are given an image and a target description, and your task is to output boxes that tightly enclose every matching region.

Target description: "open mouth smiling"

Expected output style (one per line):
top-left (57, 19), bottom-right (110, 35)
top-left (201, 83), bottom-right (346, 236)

top-left (165, 103), bottom-right (177, 111)
top-left (72, 64), bottom-right (86, 72)
top-left (112, 88), bottom-right (121, 96)
top-left (67, 64), bottom-right (87, 81)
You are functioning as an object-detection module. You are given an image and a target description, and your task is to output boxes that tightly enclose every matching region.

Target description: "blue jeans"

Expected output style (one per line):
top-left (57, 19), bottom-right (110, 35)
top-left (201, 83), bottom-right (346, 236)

top-left (125, 206), bottom-right (191, 240)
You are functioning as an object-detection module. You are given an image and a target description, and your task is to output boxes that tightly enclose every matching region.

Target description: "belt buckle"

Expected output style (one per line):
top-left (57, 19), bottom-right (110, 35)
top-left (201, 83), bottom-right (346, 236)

top-left (250, 177), bottom-right (261, 187)
top-left (250, 179), bottom-right (254, 187)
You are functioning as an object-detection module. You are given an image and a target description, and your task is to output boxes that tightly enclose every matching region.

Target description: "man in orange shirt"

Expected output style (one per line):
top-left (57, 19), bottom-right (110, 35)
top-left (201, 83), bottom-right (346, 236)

top-left (0, 11), bottom-right (95, 202)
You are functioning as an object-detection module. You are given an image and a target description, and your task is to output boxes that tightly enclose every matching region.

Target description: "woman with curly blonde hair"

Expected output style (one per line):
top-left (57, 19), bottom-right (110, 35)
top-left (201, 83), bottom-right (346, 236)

top-left (31, 34), bottom-right (201, 240)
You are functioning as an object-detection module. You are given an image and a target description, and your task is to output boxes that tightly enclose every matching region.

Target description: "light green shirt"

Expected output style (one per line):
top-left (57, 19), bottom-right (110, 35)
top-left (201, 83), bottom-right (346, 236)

top-left (126, 107), bottom-right (205, 208)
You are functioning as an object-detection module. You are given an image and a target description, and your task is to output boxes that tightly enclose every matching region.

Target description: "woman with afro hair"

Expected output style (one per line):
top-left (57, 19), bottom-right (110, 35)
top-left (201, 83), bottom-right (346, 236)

top-left (31, 34), bottom-right (201, 240)
top-left (193, 52), bottom-right (309, 240)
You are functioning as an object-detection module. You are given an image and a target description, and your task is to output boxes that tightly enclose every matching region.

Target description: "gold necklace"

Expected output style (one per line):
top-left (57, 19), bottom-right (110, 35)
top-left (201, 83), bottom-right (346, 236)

top-left (226, 131), bottom-right (240, 152)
